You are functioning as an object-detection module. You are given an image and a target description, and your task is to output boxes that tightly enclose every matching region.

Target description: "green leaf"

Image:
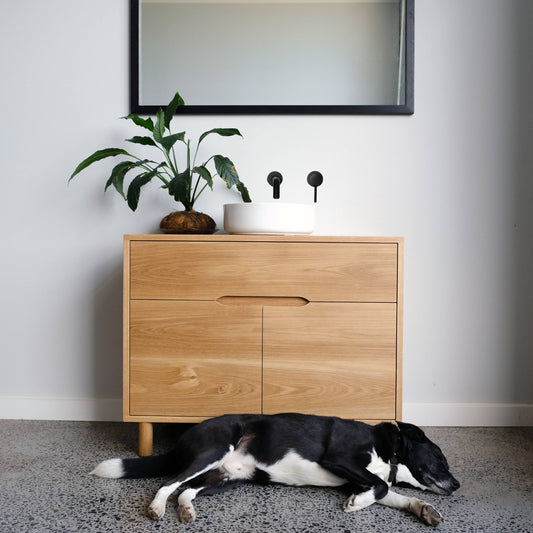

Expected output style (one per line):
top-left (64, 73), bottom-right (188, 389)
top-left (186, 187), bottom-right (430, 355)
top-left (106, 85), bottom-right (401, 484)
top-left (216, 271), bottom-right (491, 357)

top-left (213, 155), bottom-right (250, 202)
top-left (121, 114), bottom-right (154, 132)
top-left (236, 181), bottom-right (252, 203)
top-left (168, 170), bottom-right (191, 204)
top-left (159, 131), bottom-right (186, 152)
top-left (214, 155), bottom-right (241, 189)
top-left (198, 128), bottom-right (242, 146)
top-left (105, 159), bottom-right (154, 198)
top-left (126, 136), bottom-right (157, 147)
top-left (126, 170), bottom-right (158, 211)
top-left (105, 161), bottom-right (137, 198)
top-left (69, 148), bottom-right (131, 182)
top-left (164, 92), bottom-right (185, 128)
top-left (192, 165), bottom-right (213, 189)
top-left (153, 108), bottom-right (166, 144)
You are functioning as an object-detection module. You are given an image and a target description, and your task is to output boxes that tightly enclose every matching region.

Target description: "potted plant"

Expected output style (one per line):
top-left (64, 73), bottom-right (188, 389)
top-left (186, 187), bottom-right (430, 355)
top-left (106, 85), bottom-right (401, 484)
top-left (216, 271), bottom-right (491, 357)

top-left (68, 91), bottom-right (251, 233)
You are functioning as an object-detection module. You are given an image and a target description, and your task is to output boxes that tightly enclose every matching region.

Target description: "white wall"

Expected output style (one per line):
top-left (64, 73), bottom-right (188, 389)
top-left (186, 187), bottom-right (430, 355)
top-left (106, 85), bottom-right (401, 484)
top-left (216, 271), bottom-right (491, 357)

top-left (0, 0), bottom-right (531, 425)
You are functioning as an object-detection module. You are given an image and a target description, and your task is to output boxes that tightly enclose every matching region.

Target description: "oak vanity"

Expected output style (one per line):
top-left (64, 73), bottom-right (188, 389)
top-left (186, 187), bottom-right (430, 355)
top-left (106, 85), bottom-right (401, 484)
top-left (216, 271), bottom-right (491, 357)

top-left (123, 235), bottom-right (403, 455)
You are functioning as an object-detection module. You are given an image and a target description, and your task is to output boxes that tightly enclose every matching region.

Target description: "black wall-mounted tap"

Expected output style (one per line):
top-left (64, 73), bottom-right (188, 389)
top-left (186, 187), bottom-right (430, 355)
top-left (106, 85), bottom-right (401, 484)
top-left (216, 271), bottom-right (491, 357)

top-left (267, 171), bottom-right (283, 199)
top-left (307, 171), bottom-right (323, 203)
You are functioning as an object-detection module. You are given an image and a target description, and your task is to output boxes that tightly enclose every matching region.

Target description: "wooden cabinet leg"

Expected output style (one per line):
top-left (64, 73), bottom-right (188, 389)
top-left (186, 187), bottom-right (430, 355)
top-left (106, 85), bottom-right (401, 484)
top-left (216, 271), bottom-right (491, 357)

top-left (138, 422), bottom-right (153, 456)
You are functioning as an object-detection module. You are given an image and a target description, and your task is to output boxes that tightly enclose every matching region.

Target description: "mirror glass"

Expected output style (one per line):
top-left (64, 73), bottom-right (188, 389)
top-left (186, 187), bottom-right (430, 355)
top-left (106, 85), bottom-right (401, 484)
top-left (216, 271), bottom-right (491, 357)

top-left (131, 0), bottom-right (414, 114)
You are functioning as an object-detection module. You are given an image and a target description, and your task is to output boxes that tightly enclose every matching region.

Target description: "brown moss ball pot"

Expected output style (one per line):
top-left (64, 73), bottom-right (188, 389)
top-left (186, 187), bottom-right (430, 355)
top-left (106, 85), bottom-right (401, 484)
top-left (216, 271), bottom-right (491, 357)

top-left (160, 210), bottom-right (216, 234)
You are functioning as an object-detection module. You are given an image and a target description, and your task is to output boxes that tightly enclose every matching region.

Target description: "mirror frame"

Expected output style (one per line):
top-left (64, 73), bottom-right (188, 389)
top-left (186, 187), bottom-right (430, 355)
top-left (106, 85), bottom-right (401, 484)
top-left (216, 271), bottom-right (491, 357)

top-left (130, 0), bottom-right (414, 115)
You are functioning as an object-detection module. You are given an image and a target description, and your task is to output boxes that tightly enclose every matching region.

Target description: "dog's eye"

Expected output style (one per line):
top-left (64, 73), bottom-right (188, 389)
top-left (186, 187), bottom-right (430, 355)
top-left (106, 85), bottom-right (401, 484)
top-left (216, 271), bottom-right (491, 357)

top-left (416, 466), bottom-right (428, 477)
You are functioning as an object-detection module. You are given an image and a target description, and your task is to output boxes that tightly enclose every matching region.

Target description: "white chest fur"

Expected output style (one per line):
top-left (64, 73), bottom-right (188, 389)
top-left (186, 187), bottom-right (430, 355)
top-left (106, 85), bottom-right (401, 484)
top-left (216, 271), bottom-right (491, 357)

top-left (366, 448), bottom-right (392, 482)
top-left (366, 448), bottom-right (430, 492)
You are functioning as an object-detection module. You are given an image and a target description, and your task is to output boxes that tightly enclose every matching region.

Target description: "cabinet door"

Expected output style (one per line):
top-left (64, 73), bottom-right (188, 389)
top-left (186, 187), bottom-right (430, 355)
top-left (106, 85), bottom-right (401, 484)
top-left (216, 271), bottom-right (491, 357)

top-left (263, 303), bottom-right (397, 420)
top-left (129, 300), bottom-right (262, 417)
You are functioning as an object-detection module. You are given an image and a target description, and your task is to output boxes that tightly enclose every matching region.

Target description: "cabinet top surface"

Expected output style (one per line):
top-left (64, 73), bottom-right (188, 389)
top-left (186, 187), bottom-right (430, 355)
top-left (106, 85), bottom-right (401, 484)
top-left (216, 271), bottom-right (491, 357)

top-left (124, 234), bottom-right (403, 244)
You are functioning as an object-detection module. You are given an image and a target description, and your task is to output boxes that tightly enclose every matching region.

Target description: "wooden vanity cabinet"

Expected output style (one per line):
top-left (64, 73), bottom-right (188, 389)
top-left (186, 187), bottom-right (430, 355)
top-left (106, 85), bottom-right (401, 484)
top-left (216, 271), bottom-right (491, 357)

top-left (123, 235), bottom-right (403, 455)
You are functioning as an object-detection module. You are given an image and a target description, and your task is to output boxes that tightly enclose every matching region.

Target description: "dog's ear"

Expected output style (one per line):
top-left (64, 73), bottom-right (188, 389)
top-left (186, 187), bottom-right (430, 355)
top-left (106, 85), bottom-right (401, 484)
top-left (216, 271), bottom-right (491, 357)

top-left (397, 422), bottom-right (427, 443)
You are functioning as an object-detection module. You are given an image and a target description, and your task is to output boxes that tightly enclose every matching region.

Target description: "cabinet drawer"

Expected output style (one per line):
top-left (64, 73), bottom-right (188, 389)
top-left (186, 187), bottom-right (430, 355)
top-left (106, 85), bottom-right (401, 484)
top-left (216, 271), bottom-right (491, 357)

top-left (128, 300), bottom-right (262, 417)
top-left (129, 241), bottom-right (398, 302)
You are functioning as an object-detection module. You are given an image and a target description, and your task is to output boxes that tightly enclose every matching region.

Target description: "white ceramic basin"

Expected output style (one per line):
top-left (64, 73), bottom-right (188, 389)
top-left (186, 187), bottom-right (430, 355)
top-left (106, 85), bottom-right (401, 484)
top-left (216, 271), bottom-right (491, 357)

top-left (223, 202), bottom-right (315, 235)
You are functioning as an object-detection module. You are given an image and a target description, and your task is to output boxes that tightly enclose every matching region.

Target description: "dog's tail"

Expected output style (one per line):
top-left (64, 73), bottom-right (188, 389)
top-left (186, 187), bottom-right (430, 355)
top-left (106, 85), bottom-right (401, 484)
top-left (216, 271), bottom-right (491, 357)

top-left (90, 452), bottom-right (176, 479)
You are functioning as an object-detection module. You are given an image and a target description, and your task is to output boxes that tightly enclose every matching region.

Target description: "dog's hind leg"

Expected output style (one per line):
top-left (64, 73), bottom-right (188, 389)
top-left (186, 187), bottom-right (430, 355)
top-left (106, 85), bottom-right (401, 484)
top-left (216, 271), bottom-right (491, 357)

top-left (177, 487), bottom-right (203, 523)
top-left (176, 465), bottom-right (243, 523)
top-left (147, 451), bottom-right (228, 520)
top-left (148, 479), bottom-right (184, 520)
top-left (377, 490), bottom-right (443, 526)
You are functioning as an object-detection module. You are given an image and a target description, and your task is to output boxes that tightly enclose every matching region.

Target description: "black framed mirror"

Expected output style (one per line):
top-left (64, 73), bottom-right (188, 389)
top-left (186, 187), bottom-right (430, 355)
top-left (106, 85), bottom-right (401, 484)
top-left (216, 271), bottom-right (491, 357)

top-left (130, 0), bottom-right (414, 115)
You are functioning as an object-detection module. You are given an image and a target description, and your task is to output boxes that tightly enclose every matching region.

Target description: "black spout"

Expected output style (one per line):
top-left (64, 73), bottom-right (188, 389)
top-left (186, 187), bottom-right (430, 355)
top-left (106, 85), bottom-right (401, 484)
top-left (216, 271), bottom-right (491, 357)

top-left (267, 171), bottom-right (283, 199)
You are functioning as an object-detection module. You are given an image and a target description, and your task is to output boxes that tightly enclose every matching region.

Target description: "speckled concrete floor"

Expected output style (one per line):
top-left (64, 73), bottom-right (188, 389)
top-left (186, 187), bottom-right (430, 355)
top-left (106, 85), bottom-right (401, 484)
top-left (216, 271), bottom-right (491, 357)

top-left (0, 421), bottom-right (532, 533)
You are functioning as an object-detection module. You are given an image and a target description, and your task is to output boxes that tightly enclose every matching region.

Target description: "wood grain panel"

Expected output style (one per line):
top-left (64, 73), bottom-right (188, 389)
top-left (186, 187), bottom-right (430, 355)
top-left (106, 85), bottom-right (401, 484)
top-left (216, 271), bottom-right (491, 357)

top-left (129, 300), bottom-right (262, 417)
top-left (263, 303), bottom-right (397, 419)
top-left (396, 238), bottom-right (404, 420)
top-left (129, 241), bottom-right (397, 302)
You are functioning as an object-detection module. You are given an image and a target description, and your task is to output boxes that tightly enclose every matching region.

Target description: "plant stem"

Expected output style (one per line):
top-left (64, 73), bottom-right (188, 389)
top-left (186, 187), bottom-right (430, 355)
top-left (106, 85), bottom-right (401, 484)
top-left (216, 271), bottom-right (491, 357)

top-left (167, 123), bottom-right (180, 177)
top-left (192, 182), bottom-right (208, 205)
top-left (159, 146), bottom-right (177, 176)
top-left (190, 174), bottom-right (201, 206)
top-left (186, 140), bottom-right (192, 205)
top-left (192, 141), bottom-right (200, 171)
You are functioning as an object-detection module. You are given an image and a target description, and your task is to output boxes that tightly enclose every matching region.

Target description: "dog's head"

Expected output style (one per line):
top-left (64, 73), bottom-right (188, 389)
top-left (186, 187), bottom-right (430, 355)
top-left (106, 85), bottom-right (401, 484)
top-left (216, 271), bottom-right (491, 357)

top-left (396, 422), bottom-right (460, 495)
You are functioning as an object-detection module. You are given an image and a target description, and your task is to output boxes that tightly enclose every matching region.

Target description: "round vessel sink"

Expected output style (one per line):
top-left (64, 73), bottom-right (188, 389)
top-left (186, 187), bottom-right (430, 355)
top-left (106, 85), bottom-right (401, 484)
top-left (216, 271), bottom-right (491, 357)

top-left (223, 202), bottom-right (315, 235)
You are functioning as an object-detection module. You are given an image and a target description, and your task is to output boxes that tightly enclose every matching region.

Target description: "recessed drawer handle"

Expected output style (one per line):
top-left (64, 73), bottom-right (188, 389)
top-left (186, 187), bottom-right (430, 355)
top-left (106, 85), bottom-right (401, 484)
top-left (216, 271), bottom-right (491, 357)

top-left (216, 296), bottom-right (309, 307)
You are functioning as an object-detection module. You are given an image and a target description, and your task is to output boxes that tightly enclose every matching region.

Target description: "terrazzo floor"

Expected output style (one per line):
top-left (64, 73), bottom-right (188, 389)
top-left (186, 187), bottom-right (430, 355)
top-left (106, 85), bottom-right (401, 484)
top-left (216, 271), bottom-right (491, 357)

top-left (1, 421), bottom-right (532, 533)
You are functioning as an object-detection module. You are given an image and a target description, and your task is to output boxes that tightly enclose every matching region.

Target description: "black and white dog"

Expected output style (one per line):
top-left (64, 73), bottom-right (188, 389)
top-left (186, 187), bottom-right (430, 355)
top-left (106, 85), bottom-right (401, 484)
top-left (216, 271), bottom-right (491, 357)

top-left (91, 413), bottom-right (459, 526)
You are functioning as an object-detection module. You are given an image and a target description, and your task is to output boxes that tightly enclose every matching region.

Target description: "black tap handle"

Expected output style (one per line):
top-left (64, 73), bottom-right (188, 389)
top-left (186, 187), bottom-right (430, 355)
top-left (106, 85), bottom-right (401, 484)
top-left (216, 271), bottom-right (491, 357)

top-left (267, 171), bottom-right (283, 199)
top-left (307, 171), bottom-right (323, 203)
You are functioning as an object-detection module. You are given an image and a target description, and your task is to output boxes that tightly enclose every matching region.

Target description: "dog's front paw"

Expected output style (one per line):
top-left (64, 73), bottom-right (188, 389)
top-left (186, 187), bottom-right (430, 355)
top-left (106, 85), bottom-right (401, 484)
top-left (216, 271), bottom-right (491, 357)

top-left (342, 494), bottom-right (362, 513)
top-left (343, 494), bottom-right (358, 512)
top-left (420, 503), bottom-right (443, 526)
top-left (147, 502), bottom-right (165, 521)
top-left (178, 503), bottom-right (196, 523)
top-left (343, 489), bottom-right (375, 513)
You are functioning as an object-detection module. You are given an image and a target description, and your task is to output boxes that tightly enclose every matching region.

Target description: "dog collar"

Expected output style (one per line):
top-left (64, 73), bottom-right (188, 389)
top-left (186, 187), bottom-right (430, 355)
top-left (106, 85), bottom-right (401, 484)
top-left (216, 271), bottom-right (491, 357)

top-left (388, 455), bottom-right (399, 484)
